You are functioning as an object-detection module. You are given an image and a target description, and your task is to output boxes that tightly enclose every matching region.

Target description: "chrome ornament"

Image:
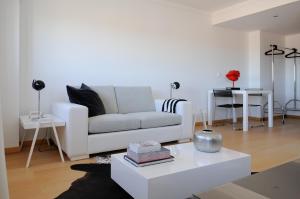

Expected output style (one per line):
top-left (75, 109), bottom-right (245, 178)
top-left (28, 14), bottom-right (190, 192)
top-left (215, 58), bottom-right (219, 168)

top-left (193, 130), bottom-right (222, 153)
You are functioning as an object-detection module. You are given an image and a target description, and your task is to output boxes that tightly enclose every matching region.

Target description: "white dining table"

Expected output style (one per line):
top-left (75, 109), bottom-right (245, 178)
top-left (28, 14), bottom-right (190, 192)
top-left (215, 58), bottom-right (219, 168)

top-left (207, 89), bottom-right (273, 132)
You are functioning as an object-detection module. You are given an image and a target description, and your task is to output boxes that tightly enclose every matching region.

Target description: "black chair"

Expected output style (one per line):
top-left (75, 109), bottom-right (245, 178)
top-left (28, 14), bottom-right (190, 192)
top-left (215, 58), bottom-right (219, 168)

top-left (213, 89), bottom-right (243, 130)
top-left (248, 93), bottom-right (265, 128)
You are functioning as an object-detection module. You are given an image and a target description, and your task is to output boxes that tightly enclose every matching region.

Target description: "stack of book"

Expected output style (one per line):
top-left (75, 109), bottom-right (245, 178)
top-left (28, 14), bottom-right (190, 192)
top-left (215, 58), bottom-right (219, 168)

top-left (124, 141), bottom-right (174, 167)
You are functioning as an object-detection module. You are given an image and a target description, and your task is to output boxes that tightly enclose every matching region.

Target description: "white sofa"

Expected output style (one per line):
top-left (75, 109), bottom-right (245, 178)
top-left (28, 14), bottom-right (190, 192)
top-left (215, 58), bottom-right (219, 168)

top-left (52, 86), bottom-right (193, 161)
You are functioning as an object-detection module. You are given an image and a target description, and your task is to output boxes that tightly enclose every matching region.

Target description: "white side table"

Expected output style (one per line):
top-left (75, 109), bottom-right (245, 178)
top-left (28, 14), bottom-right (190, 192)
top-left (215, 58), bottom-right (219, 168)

top-left (20, 114), bottom-right (65, 168)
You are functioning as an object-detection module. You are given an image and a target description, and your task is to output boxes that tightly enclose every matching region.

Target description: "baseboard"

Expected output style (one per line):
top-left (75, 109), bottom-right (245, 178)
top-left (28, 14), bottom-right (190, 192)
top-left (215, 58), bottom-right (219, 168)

top-left (285, 115), bottom-right (300, 119)
top-left (272, 115), bottom-right (285, 120)
top-left (195, 115), bottom-right (288, 128)
top-left (195, 122), bottom-right (202, 126)
top-left (196, 118), bottom-right (243, 127)
top-left (195, 119), bottom-right (235, 126)
top-left (5, 139), bottom-right (45, 154)
top-left (5, 146), bottom-right (21, 154)
top-left (21, 139), bottom-right (45, 147)
top-left (248, 117), bottom-right (263, 121)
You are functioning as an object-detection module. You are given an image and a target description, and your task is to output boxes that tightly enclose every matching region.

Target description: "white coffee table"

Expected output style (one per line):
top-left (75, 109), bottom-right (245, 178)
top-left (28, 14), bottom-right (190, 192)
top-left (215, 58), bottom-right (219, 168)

top-left (111, 142), bottom-right (251, 199)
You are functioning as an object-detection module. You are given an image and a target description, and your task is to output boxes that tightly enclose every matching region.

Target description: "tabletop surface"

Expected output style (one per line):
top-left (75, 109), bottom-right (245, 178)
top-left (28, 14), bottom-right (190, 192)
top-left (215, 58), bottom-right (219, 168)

top-left (112, 142), bottom-right (250, 179)
top-left (20, 114), bottom-right (65, 129)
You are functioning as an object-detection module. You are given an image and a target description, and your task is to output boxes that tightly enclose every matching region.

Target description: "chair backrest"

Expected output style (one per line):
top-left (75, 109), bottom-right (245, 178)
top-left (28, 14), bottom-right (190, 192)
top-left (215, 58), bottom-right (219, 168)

top-left (245, 88), bottom-right (263, 97)
top-left (249, 93), bottom-right (263, 96)
top-left (213, 89), bottom-right (233, 98)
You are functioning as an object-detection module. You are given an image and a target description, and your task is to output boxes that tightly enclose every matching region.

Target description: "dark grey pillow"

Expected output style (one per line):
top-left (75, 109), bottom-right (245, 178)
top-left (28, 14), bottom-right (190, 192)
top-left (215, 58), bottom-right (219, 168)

top-left (66, 84), bottom-right (105, 117)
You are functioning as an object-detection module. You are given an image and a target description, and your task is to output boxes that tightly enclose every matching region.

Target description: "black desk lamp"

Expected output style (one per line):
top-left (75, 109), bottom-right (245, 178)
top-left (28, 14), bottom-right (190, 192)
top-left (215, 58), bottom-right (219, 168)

top-left (170, 82), bottom-right (180, 98)
top-left (32, 80), bottom-right (45, 119)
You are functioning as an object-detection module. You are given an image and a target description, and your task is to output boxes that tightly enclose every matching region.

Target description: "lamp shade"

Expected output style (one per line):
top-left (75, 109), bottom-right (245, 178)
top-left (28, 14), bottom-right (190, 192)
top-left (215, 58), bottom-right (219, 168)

top-left (171, 82), bottom-right (180, 89)
top-left (32, 80), bottom-right (45, 91)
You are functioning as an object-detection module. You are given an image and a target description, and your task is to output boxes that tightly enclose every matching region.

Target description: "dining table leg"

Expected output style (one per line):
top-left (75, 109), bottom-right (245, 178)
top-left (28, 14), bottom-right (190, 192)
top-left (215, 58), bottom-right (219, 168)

top-left (242, 92), bottom-right (249, 132)
top-left (208, 92), bottom-right (213, 126)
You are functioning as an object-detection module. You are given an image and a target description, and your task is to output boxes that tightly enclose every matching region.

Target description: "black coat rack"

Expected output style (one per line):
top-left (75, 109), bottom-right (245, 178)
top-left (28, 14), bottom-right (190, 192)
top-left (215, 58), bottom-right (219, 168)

top-left (285, 48), bottom-right (300, 112)
top-left (264, 45), bottom-right (285, 124)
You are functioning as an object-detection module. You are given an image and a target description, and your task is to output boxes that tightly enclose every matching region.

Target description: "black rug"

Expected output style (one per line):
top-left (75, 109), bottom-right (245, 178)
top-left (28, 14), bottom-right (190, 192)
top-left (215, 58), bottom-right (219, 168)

top-left (56, 163), bottom-right (133, 199)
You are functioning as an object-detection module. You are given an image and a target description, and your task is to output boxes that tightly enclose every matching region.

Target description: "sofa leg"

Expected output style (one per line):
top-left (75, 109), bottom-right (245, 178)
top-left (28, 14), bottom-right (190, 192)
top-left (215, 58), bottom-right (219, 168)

top-left (70, 154), bottom-right (90, 161)
top-left (178, 138), bottom-right (191, 143)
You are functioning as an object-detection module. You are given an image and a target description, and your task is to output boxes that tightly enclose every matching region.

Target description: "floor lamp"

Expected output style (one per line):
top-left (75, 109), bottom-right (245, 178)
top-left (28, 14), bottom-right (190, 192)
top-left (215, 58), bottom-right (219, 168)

top-left (170, 82), bottom-right (180, 98)
top-left (0, 100), bottom-right (9, 199)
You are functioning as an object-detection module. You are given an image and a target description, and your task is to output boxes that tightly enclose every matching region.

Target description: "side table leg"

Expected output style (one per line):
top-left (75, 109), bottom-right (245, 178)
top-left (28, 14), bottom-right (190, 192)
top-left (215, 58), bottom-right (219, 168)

top-left (20, 131), bottom-right (26, 150)
top-left (46, 129), bottom-right (51, 146)
top-left (26, 126), bottom-right (39, 168)
top-left (52, 123), bottom-right (65, 162)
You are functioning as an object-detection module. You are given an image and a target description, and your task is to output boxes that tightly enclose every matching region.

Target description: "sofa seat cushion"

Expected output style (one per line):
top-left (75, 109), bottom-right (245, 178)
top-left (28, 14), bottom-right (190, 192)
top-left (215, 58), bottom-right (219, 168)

top-left (127, 112), bottom-right (182, 129)
top-left (89, 114), bottom-right (140, 134)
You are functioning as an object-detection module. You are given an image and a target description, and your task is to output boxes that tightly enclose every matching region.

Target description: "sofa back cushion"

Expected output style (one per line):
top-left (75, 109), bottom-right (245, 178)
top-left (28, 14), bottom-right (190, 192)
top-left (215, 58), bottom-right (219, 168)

top-left (115, 86), bottom-right (155, 114)
top-left (89, 86), bottom-right (118, 114)
top-left (66, 85), bottom-right (105, 117)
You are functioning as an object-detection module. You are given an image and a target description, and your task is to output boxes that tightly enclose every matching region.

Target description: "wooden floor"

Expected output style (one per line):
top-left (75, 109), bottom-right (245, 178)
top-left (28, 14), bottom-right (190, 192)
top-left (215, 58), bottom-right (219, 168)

top-left (6, 118), bottom-right (300, 199)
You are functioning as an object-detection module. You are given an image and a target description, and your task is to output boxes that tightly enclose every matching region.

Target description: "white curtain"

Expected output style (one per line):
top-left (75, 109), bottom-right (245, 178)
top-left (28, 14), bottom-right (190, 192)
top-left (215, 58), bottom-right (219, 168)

top-left (0, 101), bottom-right (9, 199)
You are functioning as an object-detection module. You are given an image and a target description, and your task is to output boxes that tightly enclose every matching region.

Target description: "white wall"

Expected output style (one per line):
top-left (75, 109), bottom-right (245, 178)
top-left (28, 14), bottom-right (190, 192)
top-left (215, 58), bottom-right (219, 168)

top-left (247, 31), bottom-right (263, 118)
top-left (0, 100), bottom-right (9, 199)
top-left (285, 33), bottom-right (300, 115)
top-left (19, 0), bottom-right (249, 127)
top-left (0, 0), bottom-right (20, 148)
top-left (248, 31), bottom-right (261, 88)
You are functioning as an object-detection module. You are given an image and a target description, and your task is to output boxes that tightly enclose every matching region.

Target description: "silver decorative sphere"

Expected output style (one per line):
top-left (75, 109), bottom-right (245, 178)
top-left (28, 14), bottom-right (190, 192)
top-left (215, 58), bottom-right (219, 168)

top-left (193, 130), bottom-right (222, 153)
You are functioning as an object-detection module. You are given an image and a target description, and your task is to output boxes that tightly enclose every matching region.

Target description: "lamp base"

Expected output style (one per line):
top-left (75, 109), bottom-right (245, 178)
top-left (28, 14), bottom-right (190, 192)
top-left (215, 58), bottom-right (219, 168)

top-left (29, 111), bottom-right (43, 120)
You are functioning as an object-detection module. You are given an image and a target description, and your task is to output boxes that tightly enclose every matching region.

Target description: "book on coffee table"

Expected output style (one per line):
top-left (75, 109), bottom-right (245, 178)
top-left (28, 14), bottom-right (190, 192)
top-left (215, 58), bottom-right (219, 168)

top-left (127, 147), bottom-right (171, 163)
top-left (128, 141), bottom-right (161, 153)
top-left (124, 155), bottom-right (174, 167)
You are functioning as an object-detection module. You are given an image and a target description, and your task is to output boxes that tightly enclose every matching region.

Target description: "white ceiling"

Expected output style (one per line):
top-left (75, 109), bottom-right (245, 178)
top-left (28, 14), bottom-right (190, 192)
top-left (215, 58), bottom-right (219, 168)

top-left (216, 1), bottom-right (300, 35)
top-left (163, 0), bottom-right (247, 12)
top-left (160, 0), bottom-right (300, 35)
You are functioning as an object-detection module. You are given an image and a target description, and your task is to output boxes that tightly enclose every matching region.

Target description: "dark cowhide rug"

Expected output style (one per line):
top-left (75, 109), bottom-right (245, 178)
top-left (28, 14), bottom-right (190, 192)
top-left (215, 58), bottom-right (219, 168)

top-left (56, 163), bottom-right (133, 199)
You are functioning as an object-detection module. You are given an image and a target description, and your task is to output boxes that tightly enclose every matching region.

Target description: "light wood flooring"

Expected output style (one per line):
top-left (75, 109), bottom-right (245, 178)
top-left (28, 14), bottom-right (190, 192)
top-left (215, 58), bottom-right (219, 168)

top-left (5, 118), bottom-right (300, 199)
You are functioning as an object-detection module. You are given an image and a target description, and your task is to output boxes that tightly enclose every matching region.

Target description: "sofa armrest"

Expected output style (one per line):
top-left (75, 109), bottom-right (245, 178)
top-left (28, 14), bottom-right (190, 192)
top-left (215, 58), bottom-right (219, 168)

top-left (155, 99), bottom-right (165, 112)
top-left (52, 102), bottom-right (89, 160)
top-left (155, 99), bottom-right (193, 139)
